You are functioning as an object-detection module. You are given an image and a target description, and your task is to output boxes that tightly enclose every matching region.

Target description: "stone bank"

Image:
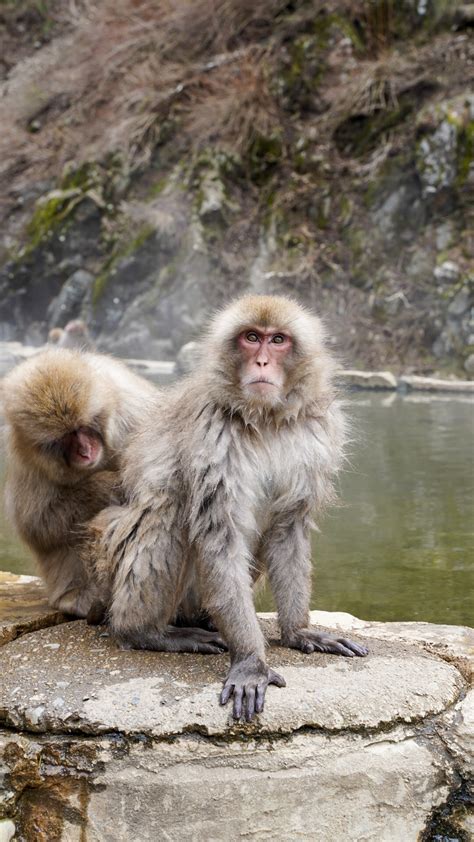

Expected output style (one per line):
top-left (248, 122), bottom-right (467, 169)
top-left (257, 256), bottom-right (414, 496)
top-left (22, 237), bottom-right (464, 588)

top-left (0, 573), bottom-right (472, 841)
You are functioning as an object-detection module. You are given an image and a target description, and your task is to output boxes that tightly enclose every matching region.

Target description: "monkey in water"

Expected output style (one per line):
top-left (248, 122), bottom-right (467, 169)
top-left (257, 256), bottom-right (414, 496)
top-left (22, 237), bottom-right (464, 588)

top-left (2, 348), bottom-right (157, 618)
top-left (90, 295), bottom-right (368, 720)
top-left (47, 327), bottom-right (65, 345)
top-left (48, 320), bottom-right (95, 351)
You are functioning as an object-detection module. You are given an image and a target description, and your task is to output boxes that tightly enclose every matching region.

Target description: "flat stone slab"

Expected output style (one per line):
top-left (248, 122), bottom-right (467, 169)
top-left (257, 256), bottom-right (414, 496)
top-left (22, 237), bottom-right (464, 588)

top-left (338, 369), bottom-right (398, 389)
top-left (0, 572), bottom-right (63, 647)
top-left (305, 610), bottom-right (474, 681)
top-left (399, 374), bottom-right (474, 393)
top-left (0, 619), bottom-right (465, 737)
top-left (0, 584), bottom-right (472, 841)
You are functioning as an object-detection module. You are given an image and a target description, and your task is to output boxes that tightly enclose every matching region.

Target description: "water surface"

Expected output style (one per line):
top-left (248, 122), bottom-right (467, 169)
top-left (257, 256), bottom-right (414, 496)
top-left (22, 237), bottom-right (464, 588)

top-left (1, 393), bottom-right (473, 625)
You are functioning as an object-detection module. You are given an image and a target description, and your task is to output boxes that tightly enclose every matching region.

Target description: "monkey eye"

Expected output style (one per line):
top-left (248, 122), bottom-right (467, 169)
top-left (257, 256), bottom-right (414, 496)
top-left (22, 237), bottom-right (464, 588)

top-left (272, 334), bottom-right (285, 344)
top-left (246, 331), bottom-right (259, 343)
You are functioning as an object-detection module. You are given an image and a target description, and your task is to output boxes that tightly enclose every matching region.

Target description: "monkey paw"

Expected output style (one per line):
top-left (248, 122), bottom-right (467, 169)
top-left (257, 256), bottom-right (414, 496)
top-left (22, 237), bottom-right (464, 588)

top-left (284, 629), bottom-right (368, 658)
top-left (220, 655), bottom-right (286, 721)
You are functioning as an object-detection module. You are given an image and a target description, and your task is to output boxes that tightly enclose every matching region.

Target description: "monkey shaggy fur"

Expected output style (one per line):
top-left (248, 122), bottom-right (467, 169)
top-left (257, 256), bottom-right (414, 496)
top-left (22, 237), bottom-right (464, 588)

top-left (2, 348), bottom-right (155, 617)
top-left (92, 295), bottom-right (367, 720)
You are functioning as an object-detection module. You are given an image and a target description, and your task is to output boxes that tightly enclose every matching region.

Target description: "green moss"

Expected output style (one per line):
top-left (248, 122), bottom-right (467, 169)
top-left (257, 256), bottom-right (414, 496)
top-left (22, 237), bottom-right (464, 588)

top-left (247, 132), bottom-right (283, 184)
top-left (92, 224), bottom-right (155, 307)
top-left (145, 176), bottom-right (168, 199)
top-left (335, 97), bottom-right (416, 159)
top-left (20, 159), bottom-right (124, 257)
top-left (339, 195), bottom-right (354, 226)
top-left (316, 13), bottom-right (364, 52)
top-left (23, 187), bottom-right (83, 253)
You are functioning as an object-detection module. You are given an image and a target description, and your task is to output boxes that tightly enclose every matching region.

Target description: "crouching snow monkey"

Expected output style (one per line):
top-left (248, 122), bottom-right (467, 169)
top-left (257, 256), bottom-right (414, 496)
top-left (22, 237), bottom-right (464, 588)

top-left (90, 295), bottom-right (368, 719)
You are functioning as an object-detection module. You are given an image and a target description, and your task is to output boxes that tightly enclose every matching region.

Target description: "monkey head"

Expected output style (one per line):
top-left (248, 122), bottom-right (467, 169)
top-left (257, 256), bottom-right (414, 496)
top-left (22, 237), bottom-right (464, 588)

top-left (64, 319), bottom-right (87, 337)
top-left (3, 349), bottom-right (111, 484)
top-left (48, 327), bottom-right (65, 345)
top-left (203, 295), bottom-right (334, 415)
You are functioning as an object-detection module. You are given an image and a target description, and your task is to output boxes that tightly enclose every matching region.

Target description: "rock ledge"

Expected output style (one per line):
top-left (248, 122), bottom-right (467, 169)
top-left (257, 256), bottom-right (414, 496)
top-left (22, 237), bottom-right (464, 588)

top-left (0, 574), bottom-right (473, 841)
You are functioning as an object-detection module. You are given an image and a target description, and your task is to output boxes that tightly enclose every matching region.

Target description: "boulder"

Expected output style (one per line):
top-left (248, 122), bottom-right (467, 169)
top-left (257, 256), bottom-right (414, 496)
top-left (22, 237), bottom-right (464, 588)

top-left (47, 269), bottom-right (94, 328)
top-left (434, 260), bottom-right (461, 284)
top-left (0, 574), bottom-right (472, 840)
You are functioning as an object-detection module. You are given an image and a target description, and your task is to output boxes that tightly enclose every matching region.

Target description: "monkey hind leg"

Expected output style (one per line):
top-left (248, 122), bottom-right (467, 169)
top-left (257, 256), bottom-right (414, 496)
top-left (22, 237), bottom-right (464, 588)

top-left (116, 625), bottom-right (227, 655)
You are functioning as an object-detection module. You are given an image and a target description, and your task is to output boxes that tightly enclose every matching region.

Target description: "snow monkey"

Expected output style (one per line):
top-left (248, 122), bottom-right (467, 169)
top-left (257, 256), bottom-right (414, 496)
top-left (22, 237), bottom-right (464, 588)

top-left (2, 348), bottom-right (157, 618)
top-left (48, 319), bottom-right (94, 350)
top-left (91, 295), bottom-right (368, 720)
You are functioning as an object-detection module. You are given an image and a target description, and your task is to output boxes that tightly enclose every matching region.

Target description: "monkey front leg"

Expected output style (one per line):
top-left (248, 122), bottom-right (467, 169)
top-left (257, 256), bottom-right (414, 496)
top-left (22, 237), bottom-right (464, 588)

top-left (263, 512), bottom-right (368, 658)
top-left (196, 535), bottom-right (285, 721)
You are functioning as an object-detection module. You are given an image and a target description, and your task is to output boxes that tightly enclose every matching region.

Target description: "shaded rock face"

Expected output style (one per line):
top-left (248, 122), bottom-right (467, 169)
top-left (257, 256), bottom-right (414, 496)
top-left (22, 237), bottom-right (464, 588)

top-left (0, 574), bottom-right (473, 841)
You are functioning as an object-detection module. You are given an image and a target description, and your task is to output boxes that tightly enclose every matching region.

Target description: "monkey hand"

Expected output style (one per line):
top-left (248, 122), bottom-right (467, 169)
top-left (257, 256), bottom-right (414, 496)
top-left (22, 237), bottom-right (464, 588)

top-left (220, 655), bottom-right (286, 721)
top-left (283, 628), bottom-right (368, 657)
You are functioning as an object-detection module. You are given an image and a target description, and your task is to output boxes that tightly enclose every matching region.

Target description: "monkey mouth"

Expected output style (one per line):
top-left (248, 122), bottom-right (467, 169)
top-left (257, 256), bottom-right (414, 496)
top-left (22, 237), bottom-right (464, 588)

top-left (248, 378), bottom-right (277, 387)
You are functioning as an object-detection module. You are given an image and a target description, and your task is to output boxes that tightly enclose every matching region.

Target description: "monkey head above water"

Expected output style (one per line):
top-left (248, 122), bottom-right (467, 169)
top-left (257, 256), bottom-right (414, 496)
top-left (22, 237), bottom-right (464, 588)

top-left (91, 295), bottom-right (368, 721)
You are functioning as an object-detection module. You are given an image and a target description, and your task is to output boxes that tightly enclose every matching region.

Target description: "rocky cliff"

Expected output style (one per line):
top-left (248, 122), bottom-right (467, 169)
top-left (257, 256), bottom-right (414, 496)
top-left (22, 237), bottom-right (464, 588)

top-left (0, 1), bottom-right (473, 372)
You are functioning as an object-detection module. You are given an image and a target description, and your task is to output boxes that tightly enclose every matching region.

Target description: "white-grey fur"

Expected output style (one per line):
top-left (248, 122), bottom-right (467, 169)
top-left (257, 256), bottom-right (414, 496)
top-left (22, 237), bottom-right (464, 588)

top-left (92, 295), bottom-right (368, 719)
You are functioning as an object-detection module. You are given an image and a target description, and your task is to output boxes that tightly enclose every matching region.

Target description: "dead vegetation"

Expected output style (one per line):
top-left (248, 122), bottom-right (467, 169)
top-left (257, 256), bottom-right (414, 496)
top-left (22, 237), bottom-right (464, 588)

top-left (0, 0), bottom-right (471, 373)
top-left (1, 0), bottom-right (466, 218)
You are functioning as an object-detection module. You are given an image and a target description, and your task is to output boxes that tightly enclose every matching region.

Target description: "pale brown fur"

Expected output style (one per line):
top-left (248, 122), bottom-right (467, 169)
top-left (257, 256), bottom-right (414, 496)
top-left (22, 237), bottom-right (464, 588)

top-left (91, 295), bottom-right (368, 719)
top-left (2, 348), bottom-right (156, 617)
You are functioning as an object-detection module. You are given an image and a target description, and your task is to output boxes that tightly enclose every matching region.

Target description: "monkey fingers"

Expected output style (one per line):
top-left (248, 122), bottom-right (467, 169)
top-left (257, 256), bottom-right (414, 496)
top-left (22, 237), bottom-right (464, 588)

top-left (286, 629), bottom-right (368, 658)
top-left (220, 655), bottom-right (286, 721)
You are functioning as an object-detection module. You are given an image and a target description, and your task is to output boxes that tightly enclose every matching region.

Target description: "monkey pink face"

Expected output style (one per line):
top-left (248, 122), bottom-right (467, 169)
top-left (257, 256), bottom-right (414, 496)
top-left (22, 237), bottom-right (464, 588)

top-left (59, 426), bottom-right (104, 470)
top-left (238, 328), bottom-right (292, 401)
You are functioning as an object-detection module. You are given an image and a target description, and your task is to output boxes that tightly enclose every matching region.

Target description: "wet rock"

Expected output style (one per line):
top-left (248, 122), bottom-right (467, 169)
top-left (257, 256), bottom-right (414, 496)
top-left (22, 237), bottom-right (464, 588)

top-left (464, 353), bottom-right (474, 375)
top-left (435, 222), bottom-right (455, 251)
top-left (416, 117), bottom-right (458, 197)
top-left (434, 260), bottom-right (461, 284)
top-left (399, 374), bottom-right (474, 393)
top-left (101, 324), bottom-right (174, 360)
top-left (197, 171), bottom-right (227, 226)
top-left (46, 269), bottom-right (93, 328)
top-left (448, 286), bottom-right (471, 317)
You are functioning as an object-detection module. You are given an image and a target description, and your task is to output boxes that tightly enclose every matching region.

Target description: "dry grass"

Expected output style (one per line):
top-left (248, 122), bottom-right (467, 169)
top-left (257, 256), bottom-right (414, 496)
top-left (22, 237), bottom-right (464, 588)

top-left (0, 0), bottom-right (296, 195)
top-left (0, 0), bottom-right (468, 223)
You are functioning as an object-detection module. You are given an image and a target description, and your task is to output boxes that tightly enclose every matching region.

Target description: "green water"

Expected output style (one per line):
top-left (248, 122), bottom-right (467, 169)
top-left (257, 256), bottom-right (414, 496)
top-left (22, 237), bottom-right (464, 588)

top-left (1, 393), bottom-right (473, 625)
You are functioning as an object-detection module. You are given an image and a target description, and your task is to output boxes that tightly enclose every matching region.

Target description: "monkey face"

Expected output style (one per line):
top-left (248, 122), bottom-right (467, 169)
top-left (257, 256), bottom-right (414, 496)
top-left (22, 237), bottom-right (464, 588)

top-left (59, 426), bottom-right (104, 470)
top-left (237, 327), bottom-right (293, 403)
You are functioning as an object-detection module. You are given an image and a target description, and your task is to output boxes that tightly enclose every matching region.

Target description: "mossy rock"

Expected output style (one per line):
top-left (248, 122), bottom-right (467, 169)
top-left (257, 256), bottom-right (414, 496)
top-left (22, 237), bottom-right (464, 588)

top-left (92, 224), bottom-right (156, 307)
top-left (247, 132), bottom-right (283, 185)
